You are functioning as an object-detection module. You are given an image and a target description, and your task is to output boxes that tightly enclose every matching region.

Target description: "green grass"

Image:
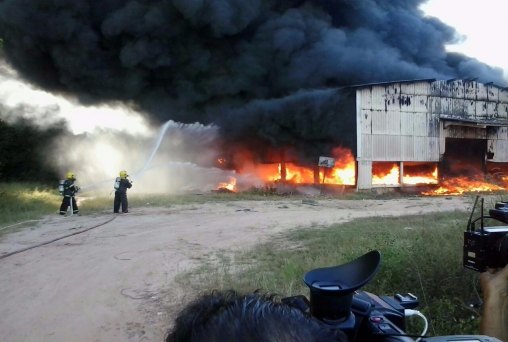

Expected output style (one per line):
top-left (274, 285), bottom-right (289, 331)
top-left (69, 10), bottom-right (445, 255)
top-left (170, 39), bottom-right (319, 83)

top-left (0, 183), bottom-right (294, 224)
top-left (0, 182), bottom-right (345, 235)
top-left (0, 183), bottom-right (61, 231)
top-left (0, 181), bottom-right (457, 229)
top-left (180, 211), bottom-right (483, 337)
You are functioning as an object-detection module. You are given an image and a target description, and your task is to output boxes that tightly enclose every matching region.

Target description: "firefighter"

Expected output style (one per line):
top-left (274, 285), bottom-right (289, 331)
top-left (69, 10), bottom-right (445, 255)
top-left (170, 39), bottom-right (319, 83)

top-left (114, 170), bottom-right (132, 213)
top-left (59, 171), bottom-right (80, 215)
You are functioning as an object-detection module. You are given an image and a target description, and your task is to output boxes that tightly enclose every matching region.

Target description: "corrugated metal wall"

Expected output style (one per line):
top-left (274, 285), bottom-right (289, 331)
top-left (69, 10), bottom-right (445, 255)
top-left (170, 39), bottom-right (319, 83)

top-left (358, 80), bottom-right (440, 164)
top-left (432, 80), bottom-right (508, 163)
top-left (431, 80), bottom-right (508, 122)
top-left (356, 79), bottom-right (508, 190)
top-left (488, 126), bottom-right (508, 162)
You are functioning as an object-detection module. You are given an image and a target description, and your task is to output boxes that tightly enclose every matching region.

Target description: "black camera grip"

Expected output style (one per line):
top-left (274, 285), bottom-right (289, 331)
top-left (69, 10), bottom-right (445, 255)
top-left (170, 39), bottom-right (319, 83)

top-left (362, 312), bottom-right (416, 341)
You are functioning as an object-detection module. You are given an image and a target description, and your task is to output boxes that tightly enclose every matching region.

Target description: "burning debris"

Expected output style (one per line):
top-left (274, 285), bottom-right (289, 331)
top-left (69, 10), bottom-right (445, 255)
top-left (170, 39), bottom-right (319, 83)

top-left (423, 178), bottom-right (505, 196)
top-left (216, 177), bottom-right (237, 193)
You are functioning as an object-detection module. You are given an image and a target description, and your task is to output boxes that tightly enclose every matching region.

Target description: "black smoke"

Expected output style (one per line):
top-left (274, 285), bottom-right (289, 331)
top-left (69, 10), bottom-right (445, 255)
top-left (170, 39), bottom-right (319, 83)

top-left (0, 0), bottom-right (505, 166)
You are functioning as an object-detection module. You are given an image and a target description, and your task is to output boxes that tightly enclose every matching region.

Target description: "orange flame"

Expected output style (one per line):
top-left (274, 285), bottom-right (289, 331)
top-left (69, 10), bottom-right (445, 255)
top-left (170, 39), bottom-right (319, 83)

top-left (372, 164), bottom-right (400, 185)
top-left (222, 147), bottom-right (357, 186)
top-left (403, 167), bottom-right (438, 185)
top-left (215, 146), bottom-right (507, 195)
top-left (423, 177), bottom-right (505, 196)
top-left (324, 165), bottom-right (356, 185)
top-left (372, 164), bottom-right (439, 186)
top-left (217, 177), bottom-right (237, 192)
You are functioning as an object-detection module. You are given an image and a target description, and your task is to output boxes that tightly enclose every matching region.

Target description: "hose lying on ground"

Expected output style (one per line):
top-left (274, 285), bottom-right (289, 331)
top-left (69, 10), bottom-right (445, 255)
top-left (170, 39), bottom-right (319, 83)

top-left (0, 215), bottom-right (117, 260)
top-left (0, 219), bottom-right (42, 232)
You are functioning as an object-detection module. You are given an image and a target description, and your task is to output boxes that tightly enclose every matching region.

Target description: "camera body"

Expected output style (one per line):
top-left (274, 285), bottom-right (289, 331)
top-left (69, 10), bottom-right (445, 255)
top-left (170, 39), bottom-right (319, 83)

top-left (284, 290), bottom-right (418, 341)
top-left (463, 227), bottom-right (508, 272)
top-left (463, 198), bottom-right (508, 272)
top-left (353, 291), bottom-right (418, 341)
top-left (299, 250), bottom-right (503, 341)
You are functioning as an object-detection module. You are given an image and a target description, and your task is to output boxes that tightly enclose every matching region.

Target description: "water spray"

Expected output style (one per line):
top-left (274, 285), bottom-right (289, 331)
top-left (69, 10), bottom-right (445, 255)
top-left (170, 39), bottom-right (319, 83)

top-left (73, 119), bottom-right (244, 194)
top-left (77, 120), bottom-right (174, 192)
top-left (131, 120), bottom-right (174, 179)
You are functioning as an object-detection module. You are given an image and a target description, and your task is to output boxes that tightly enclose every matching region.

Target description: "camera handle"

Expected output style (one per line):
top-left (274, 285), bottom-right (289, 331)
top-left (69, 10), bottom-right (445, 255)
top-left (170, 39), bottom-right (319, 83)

top-left (362, 310), bottom-right (416, 342)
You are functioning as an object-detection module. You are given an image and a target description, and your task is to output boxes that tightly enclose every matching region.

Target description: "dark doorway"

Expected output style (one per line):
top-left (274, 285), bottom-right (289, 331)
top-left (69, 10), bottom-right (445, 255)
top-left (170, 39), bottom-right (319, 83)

top-left (441, 138), bottom-right (487, 178)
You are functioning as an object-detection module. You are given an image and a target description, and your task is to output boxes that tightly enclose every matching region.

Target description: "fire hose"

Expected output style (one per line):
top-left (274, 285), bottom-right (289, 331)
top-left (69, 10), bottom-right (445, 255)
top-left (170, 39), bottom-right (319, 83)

top-left (0, 215), bottom-right (117, 261)
top-left (0, 220), bottom-right (42, 232)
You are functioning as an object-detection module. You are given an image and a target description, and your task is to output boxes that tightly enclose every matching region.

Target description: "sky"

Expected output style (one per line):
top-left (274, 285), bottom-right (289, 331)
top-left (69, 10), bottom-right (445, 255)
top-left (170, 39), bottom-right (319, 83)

top-left (421, 0), bottom-right (508, 79)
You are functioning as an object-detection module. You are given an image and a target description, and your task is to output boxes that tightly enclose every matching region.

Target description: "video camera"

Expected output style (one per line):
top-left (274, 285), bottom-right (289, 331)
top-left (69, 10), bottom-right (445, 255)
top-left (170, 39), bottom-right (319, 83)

top-left (284, 250), bottom-right (501, 342)
top-left (464, 196), bottom-right (508, 272)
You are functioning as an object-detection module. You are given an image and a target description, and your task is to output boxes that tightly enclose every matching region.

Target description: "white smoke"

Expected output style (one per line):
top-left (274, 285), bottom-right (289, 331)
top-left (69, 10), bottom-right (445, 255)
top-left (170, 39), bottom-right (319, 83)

top-left (0, 61), bottom-right (151, 135)
top-left (0, 60), bottom-right (263, 193)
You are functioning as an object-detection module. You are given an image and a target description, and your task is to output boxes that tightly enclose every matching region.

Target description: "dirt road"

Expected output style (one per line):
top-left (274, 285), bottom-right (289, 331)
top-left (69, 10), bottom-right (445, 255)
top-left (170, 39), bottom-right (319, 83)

top-left (0, 196), bottom-right (472, 341)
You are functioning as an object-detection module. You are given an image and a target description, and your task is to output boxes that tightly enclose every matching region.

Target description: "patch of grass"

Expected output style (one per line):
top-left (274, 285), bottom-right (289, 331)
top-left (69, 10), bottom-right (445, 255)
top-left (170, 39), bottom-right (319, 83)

top-left (182, 211), bottom-right (483, 337)
top-left (0, 183), bottom-right (61, 234)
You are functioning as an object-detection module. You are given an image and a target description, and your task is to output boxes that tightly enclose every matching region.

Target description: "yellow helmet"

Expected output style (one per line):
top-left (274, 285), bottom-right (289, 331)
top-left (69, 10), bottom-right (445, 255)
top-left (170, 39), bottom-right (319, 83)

top-left (66, 171), bottom-right (75, 180)
top-left (119, 170), bottom-right (128, 179)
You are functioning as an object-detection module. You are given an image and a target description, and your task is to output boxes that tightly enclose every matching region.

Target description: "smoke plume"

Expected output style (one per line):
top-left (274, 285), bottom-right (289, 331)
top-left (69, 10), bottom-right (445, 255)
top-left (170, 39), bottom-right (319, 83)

top-left (0, 61), bottom-right (238, 192)
top-left (0, 0), bottom-right (506, 168)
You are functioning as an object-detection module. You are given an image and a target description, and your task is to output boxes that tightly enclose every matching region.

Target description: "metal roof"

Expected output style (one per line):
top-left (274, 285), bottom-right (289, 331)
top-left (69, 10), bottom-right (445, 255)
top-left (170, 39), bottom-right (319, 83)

top-left (346, 78), bottom-right (508, 90)
top-left (345, 79), bottom-right (436, 89)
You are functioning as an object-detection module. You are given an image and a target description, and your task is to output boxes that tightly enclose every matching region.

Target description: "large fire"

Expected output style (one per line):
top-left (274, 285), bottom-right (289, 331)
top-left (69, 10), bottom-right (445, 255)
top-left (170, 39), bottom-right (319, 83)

top-left (371, 163), bottom-right (438, 186)
top-left (215, 147), bottom-right (357, 191)
top-left (372, 164), bottom-right (400, 185)
top-left (215, 147), bottom-right (507, 195)
top-left (422, 177), bottom-right (505, 196)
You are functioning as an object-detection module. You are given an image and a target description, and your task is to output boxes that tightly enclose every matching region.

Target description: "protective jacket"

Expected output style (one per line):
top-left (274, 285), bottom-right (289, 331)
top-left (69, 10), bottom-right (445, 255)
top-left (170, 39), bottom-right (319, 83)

top-left (114, 178), bottom-right (132, 213)
top-left (63, 180), bottom-right (79, 197)
top-left (60, 179), bottom-right (79, 215)
top-left (115, 178), bottom-right (132, 193)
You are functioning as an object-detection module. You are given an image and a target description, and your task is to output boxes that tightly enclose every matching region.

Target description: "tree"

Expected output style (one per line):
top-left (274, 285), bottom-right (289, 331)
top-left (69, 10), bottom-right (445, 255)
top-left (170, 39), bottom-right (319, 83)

top-left (0, 118), bottom-right (63, 182)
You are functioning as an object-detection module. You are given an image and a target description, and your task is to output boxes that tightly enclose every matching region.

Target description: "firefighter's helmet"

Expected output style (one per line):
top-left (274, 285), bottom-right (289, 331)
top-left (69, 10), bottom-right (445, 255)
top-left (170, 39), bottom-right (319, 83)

top-left (119, 170), bottom-right (128, 179)
top-left (66, 171), bottom-right (75, 180)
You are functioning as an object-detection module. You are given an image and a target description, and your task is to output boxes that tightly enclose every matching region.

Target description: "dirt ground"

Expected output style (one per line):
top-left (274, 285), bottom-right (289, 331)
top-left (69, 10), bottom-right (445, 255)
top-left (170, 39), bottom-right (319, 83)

top-left (0, 196), bottom-right (473, 342)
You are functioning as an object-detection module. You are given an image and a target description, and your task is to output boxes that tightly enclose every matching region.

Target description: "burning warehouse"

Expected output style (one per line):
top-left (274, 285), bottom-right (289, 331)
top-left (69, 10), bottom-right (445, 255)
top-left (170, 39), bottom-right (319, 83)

top-left (354, 79), bottom-right (508, 191)
top-left (219, 79), bottom-right (508, 194)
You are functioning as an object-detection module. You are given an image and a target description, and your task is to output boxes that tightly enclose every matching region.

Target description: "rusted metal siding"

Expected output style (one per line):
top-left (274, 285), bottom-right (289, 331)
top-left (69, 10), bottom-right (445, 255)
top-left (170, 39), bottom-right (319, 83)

top-left (357, 80), bottom-right (439, 164)
top-left (429, 80), bottom-right (508, 164)
top-left (413, 81), bottom-right (432, 95)
top-left (487, 84), bottom-right (499, 101)
top-left (432, 80), bottom-right (508, 124)
top-left (442, 123), bottom-right (487, 139)
top-left (490, 140), bottom-right (508, 161)
top-left (487, 126), bottom-right (508, 162)
top-left (500, 88), bottom-right (508, 103)
top-left (355, 79), bottom-right (508, 189)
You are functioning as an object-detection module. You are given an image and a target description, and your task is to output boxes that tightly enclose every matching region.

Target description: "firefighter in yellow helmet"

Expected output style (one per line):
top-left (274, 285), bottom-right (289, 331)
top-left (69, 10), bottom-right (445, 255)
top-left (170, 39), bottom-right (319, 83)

top-left (59, 172), bottom-right (80, 215)
top-left (113, 170), bottom-right (132, 213)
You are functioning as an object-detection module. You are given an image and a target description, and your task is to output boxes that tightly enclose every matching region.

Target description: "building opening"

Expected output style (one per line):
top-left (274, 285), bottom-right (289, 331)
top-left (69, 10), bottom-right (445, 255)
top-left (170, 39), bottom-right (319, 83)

top-left (441, 138), bottom-right (487, 178)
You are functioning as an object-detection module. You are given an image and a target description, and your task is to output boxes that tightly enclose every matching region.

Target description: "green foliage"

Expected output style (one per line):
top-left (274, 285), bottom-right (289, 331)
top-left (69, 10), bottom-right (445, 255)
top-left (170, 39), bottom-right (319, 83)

top-left (184, 210), bottom-right (482, 337)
